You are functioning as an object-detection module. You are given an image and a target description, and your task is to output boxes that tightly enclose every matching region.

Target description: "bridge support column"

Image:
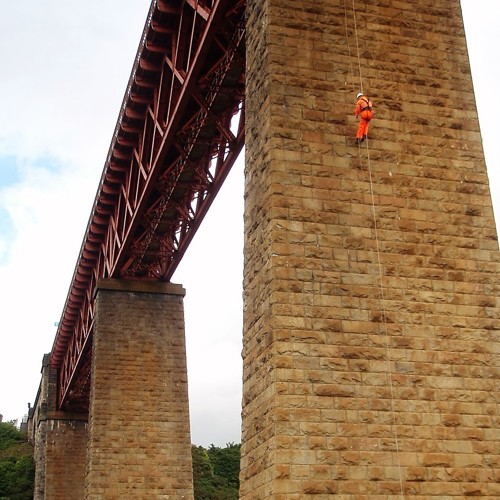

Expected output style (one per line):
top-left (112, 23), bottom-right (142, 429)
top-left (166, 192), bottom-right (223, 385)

top-left (242, 0), bottom-right (500, 498)
top-left (30, 354), bottom-right (88, 500)
top-left (85, 279), bottom-right (193, 499)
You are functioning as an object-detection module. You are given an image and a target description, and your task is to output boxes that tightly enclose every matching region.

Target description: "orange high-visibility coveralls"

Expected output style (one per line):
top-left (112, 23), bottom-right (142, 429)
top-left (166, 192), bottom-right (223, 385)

top-left (355, 95), bottom-right (374, 140)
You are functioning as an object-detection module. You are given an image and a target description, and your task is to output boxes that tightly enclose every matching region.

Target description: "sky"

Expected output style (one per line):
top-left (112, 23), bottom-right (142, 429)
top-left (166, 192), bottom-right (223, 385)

top-left (0, 1), bottom-right (498, 447)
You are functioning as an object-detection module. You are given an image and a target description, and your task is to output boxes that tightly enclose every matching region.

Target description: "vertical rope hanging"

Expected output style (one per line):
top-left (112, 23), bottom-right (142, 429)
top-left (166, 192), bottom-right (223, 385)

top-left (344, 1), bottom-right (405, 496)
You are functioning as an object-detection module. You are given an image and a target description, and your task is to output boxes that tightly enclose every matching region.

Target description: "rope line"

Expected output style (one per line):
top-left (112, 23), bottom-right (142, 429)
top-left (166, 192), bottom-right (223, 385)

top-left (345, 1), bottom-right (404, 496)
top-left (365, 139), bottom-right (404, 498)
top-left (343, 0), bottom-right (355, 92)
top-left (351, 0), bottom-right (364, 94)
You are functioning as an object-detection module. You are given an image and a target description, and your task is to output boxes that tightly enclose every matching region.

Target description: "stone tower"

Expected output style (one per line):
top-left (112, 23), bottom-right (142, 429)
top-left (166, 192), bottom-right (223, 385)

top-left (241, 0), bottom-right (500, 497)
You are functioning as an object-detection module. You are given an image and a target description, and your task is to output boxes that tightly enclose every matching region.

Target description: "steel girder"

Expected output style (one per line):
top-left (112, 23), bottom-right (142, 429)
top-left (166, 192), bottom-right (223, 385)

top-left (52, 0), bottom-right (246, 411)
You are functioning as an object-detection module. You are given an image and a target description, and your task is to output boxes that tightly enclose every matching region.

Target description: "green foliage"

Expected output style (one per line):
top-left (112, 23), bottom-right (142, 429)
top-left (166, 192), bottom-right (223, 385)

top-left (1, 422), bottom-right (241, 500)
top-left (192, 443), bottom-right (240, 500)
top-left (208, 443), bottom-right (240, 491)
top-left (0, 422), bottom-right (34, 500)
top-left (0, 422), bottom-right (21, 451)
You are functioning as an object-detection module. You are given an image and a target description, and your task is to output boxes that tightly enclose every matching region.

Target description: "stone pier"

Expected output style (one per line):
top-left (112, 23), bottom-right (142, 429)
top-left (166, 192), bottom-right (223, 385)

top-left (29, 355), bottom-right (88, 500)
top-left (29, 280), bottom-right (193, 499)
top-left (241, 0), bottom-right (500, 497)
top-left (85, 279), bottom-right (193, 499)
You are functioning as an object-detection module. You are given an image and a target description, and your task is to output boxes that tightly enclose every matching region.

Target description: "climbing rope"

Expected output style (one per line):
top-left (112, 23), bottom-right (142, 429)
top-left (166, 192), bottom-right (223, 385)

top-left (344, 1), bottom-right (404, 497)
top-left (343, 0), bottom-right (355, 92)
top-left (365, 142), bottom-right (405, 499)
top-left (350, 0), bottom-right (364, 94)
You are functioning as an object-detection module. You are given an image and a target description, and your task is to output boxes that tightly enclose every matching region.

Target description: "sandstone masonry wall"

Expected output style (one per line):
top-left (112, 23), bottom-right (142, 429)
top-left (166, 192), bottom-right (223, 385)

top-left (242, 0), bottom-right (500, 497)
top-left (30, 355), bottom-right (88, 500)
top-left (85, 280), bottom-right (193, 499)
top-left (43, 420), bottom-right (88, 500)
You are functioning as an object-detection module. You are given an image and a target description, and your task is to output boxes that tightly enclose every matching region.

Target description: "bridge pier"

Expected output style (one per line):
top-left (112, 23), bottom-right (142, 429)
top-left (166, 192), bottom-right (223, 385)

top-left (85, 279), bottom-right (193, 499)
top-left (30, 355), bottom-right (88, 500)
top-left (242, 0), bottom-right (499, 497)
top-left (29, 280), bottom-right (193, 499)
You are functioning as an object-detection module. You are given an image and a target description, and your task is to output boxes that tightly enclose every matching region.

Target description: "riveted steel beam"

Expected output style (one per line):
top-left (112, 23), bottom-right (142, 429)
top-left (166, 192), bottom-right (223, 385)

top-left (54, 0), bottom-right (246, 412)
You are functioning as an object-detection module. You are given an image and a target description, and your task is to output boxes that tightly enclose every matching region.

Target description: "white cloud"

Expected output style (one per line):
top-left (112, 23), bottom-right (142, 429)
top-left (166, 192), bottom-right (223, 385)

top-left (0, 0), bottom-right (150, 425)
top-left (0, 1), bottom-right (144, 165)
top-left (0, 159), bottom-right (97, 422)
top-left (461, 0), bottom-right (500, 223)
top-left (174, 160), bottom-right (244, 446)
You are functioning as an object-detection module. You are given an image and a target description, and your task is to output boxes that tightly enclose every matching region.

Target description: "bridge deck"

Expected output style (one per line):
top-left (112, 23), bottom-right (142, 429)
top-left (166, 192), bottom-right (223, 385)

top-left (52, 0), bottom-right (245, 411)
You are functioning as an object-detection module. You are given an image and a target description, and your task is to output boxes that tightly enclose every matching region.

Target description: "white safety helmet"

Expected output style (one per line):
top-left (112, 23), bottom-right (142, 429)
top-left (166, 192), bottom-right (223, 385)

top-left (356, 92), bottom-right (363, 98)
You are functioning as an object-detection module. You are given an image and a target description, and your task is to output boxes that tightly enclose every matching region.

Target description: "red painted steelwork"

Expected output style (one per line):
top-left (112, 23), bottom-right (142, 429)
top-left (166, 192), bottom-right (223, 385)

top-left (52, 0), bottom-right (246, 411)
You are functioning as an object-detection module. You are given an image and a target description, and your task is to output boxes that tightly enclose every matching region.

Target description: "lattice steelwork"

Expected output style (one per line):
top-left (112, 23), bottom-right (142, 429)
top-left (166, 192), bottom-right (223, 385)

top-left (52, 0), bottom-right (246, 411)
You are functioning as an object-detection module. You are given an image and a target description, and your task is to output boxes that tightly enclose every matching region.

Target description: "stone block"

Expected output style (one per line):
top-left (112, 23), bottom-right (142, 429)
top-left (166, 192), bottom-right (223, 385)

top-left (242, 0), bottom-right (499, 497)
top-left (85, 282), bottom-right (193, 499)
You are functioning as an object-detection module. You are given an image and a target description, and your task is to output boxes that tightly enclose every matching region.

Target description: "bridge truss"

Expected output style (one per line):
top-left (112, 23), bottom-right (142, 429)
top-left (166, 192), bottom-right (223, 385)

top-left (51, 0), bottom-right (246, 411)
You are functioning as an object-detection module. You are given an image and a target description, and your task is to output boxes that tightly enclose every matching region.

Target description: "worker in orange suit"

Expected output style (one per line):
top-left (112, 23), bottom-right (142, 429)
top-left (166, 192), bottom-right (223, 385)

top-left (354, 92), bottom-right (374, 144)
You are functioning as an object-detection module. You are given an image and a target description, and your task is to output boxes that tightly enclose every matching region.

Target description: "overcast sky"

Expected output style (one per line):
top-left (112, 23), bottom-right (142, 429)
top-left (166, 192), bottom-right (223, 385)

top-left (0, 1), bottom-right (497, 447)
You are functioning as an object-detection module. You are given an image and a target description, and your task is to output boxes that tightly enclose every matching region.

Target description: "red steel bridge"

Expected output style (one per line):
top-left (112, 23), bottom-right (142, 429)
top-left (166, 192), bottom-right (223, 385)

top-left (51, 0), bottom-right (246, 412)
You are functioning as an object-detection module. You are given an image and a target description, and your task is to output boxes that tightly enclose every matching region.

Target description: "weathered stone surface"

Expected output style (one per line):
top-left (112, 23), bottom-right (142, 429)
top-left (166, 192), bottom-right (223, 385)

top-left (85, 281), bottom-right (193, 499)
top-left (242, 0), bottom-right (500, 497)
top-left (30, 355), bottom-right (88, 500)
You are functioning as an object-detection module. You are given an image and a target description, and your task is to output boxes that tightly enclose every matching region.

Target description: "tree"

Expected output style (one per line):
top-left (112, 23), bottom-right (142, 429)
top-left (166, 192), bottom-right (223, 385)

top-left (191, 443), bottom-right (240, 500)
top-left (0, 422), bottom-right (34, 500)
top-left (208, 443), bottom-right (240, 491)
top-left (0, 422), bottom-right (21, 451)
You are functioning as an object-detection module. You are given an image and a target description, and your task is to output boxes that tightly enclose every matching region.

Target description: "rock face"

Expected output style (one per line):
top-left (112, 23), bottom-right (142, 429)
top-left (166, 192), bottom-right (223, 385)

top-left (242, 0), bottom-right (500, 497)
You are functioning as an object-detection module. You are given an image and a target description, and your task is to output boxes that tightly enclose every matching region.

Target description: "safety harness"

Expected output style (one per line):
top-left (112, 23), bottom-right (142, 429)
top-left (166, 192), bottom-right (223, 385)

top-left (360, 97), bottom-right (372, 111)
